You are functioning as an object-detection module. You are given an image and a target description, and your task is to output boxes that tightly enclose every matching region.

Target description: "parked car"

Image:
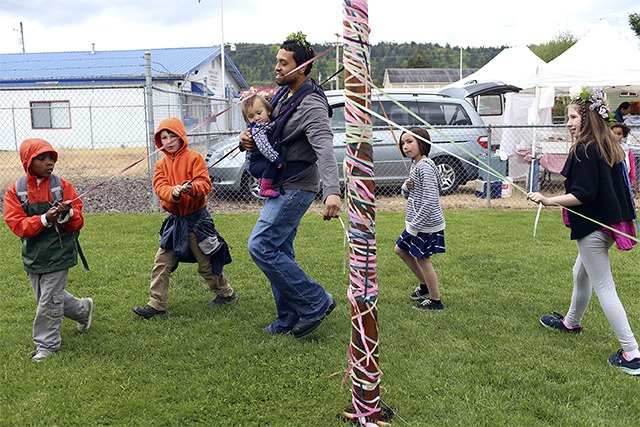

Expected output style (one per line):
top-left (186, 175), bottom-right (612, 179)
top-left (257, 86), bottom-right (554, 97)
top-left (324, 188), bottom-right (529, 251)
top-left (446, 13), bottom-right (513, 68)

top-left (205, 88), bottom-right (491, 198)
top-left (439, 80), bottom-right (521, 125)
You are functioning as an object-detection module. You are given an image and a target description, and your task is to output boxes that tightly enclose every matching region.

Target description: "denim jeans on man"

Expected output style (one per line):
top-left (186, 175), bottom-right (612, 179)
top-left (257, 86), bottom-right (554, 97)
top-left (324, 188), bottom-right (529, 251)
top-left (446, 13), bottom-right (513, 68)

top-left (248, 189), bottom-right (333, 333)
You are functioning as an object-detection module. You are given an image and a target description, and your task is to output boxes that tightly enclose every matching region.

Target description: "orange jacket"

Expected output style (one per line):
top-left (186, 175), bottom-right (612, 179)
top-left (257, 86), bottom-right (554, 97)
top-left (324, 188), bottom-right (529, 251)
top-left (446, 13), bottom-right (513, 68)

top-left (4, 138), bottom-right (84, 239)
top-left (153, 118), bottom-right (212, 216)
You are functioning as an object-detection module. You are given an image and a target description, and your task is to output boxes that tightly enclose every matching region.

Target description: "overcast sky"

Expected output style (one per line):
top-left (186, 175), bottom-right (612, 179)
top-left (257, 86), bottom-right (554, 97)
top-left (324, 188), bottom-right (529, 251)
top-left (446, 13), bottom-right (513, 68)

top-left (0, 0), bottom-right (638, 54)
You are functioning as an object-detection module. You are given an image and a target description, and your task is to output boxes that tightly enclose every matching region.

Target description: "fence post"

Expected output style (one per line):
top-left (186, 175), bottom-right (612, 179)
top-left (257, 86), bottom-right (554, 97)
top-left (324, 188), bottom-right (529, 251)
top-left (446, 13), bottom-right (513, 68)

top-left (12, 103), bottom-right (18, 151)
top-left (485, 125), bottom-right (492, 208)
top-left (145, 51), bottom-right (159, 211)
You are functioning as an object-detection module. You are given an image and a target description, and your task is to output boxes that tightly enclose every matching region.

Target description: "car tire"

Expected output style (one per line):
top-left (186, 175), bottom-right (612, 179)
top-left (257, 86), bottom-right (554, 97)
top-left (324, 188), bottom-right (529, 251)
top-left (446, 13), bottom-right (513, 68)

top-left (433, 156), bottom-right (462, 196)
top-left (241, 172), bottom-right (263, 200)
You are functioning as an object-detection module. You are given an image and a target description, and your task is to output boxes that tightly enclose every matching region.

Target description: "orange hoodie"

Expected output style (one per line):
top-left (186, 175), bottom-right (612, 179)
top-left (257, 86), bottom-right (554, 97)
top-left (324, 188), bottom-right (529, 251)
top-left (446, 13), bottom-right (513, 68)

top-left (4, 138), bottom-right (84, 239)
top-left (152, 118), bottom-right (212, 216)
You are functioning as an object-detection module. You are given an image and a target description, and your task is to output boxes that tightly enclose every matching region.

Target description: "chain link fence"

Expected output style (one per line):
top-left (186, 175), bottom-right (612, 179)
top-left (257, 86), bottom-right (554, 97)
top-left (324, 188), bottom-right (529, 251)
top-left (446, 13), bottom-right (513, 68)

top-left (2, 85), bottom-right (639, 214)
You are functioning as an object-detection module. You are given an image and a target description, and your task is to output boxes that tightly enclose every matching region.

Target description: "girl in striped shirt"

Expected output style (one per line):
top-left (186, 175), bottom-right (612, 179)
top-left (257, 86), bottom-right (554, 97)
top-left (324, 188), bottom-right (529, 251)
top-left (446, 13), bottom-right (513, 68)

top-left (394, 127), bottom-right (446, 311)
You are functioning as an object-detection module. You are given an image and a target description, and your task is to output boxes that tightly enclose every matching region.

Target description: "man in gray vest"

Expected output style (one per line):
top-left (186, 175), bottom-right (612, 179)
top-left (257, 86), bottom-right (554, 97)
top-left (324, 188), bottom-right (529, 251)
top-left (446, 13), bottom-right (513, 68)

top-left (240, 34), bottom-right (341, 338)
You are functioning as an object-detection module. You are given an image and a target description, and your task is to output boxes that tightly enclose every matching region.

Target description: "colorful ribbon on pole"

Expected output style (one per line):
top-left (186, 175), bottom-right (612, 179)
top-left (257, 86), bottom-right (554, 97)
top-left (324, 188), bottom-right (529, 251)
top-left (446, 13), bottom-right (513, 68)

top-left (342, 1), bottom-right (382, 425)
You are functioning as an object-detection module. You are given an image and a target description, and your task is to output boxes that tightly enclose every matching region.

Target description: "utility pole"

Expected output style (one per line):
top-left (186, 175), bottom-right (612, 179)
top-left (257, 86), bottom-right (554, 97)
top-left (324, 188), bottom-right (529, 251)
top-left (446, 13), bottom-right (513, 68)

top-left (19, 22), bottom-right (25, 52)
top-left (335, 33), bottom-right (340, 90)
top-left (219, 0), bottom-right (230, 130)
top-left (14, 22), bottom-right (25, 53)
top-left (220, 0), bottom-right (225, 102)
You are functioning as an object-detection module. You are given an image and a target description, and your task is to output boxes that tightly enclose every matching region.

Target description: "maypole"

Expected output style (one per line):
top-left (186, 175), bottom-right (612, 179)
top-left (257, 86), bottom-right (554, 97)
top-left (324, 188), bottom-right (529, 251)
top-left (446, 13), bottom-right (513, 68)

top-left (342, 1), bottom-right (382, 425)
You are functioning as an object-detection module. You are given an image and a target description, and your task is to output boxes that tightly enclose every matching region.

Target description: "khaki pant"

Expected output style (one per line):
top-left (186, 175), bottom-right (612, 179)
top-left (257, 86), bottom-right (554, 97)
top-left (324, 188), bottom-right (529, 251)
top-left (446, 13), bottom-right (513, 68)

top-left (148, 232), bottom-right (234, 311)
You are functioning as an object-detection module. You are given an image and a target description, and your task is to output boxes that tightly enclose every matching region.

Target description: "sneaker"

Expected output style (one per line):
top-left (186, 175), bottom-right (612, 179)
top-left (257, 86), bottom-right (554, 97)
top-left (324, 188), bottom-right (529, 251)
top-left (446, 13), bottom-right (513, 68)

top-left (539, 311), bottom-right (582, 333)
top-left (77, 298), bottom-right (94, 331)
top-left (263, 325), bottom-right (292, 336)
top-left (132, 304), bottom-right (166, 319)
top-left (410, 286), bottom-right (430, 301)
top-left (207, 291), bottom-right (239, 306)
top-left (414, 299), bottom-right (444, 311)
top-left (32, 348), bottom-right (55, 363)
top-left (608, 349), bottom-right (640, 375)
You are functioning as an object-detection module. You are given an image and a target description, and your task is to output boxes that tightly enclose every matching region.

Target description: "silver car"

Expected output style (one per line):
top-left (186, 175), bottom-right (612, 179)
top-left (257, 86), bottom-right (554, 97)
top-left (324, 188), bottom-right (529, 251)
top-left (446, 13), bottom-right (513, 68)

top-left (205, 89), bottom-right (490, 198)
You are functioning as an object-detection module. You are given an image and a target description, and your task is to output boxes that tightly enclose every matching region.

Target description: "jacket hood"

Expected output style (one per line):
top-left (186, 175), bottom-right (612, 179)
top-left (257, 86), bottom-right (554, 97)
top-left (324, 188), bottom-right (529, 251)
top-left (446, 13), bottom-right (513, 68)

top-left (19, 138), bottom-right (58, 175)
top-left (154, 118), bottom-right (189, 154)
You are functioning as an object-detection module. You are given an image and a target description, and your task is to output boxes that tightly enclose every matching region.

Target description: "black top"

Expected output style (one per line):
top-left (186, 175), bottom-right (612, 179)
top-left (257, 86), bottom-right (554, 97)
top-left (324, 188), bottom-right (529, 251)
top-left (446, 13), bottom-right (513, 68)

top-left (562, 141), bottom-right (635, 240)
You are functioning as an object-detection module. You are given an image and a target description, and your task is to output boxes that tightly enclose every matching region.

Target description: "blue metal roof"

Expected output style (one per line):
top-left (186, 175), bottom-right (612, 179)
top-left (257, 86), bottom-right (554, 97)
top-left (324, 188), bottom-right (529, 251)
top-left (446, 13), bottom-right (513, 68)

top-left (0, 46), bottom-right (248, 89)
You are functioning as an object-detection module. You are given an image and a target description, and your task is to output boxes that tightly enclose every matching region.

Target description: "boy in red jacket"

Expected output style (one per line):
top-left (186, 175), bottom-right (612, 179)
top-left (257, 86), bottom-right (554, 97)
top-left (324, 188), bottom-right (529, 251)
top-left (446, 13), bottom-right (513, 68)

top-left (4, 138), bottom-right (93, 362)
top-left (132, 118), bottom-right (237, 319)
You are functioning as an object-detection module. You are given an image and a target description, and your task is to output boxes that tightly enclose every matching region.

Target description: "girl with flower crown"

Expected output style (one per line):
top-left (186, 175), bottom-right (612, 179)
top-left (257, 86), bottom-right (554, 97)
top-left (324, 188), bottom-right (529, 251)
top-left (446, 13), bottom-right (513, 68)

top-left (527, 86), bottom-right (640, 376)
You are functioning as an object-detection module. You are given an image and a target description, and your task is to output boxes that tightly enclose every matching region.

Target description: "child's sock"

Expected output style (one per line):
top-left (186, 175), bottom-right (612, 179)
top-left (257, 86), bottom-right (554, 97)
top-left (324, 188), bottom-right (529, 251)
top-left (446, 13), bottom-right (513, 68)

top-left (419, 283), bottom-right (428, 292)
top-left (624, 349), bottom-right (640, 360)
top-left (259, 178), bottom-right (280, 198)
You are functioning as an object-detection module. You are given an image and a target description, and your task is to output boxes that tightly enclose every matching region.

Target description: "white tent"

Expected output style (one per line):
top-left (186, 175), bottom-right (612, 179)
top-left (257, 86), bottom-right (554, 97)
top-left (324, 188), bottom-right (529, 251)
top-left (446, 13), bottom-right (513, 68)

top-left (530, 19), bottom-right (640, 146)
top-left (445, 46), bottom-right (549, 165)
top-left (524, 20), bottom-right (640, 189)
top-left (532, 19), bottom-right (640, 123)
top-left (535, 20), bottom-right (640, 88)
top-left (447, 45), bottom-right (546, 91)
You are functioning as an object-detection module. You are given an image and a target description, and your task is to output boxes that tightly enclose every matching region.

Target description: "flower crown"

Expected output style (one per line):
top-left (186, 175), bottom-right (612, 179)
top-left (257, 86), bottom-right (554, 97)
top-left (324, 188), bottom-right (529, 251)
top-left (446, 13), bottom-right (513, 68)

top-left (241, 85), bottom-right (277, 101)
top-left (568, 86), bottom-right (616, 125)
top-left (286, 31), bottom-right (313, 55)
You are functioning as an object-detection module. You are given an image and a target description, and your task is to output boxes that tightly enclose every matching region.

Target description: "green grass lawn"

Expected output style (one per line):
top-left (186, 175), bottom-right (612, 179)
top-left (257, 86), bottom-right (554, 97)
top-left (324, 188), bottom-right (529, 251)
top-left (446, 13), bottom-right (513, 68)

top-left (1, 210), bottom-right (640, 426)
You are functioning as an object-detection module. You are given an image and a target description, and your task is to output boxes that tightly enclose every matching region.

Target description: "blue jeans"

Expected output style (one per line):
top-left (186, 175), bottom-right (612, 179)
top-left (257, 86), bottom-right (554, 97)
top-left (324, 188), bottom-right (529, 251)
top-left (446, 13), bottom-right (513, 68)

top-left (248, 189), bottom-right (332, 332)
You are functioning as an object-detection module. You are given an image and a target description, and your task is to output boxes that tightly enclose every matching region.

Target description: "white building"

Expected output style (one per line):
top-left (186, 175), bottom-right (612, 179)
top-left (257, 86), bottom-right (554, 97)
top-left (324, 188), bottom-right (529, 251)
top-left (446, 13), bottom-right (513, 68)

top-left (0, 46), bottom-right (248, 150)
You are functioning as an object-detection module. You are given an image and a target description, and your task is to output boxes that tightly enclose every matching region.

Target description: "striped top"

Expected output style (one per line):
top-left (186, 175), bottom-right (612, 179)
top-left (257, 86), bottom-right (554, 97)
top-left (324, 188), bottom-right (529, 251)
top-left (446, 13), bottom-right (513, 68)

top-left (402, 157), bottom-right (446, 236)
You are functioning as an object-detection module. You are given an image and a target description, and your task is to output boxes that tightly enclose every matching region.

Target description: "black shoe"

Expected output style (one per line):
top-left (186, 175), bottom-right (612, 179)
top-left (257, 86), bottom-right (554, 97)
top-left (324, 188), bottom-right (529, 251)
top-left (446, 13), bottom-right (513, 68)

top-left (413, 299), bottom-right (444, 311)
top-left (206, 291), bottom-right (239, 306)
top-left (263, 325), bottom-right (292, 336)
top-left (410, 285), bottom-right (429, 301)
top-left (291, 298), bottom-right (336, 339)
top-left (540, 311), bottom-right (582, 333)
top-left (132, 304), bottom-right (165, 319)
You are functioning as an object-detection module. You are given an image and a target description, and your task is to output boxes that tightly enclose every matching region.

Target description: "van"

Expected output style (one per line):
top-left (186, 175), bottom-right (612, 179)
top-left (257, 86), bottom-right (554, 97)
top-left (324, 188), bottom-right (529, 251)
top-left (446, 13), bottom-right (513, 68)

top-left (326, 88), bottom-right (489, 194)
top-left (205, 88), bottom-right (489, 198)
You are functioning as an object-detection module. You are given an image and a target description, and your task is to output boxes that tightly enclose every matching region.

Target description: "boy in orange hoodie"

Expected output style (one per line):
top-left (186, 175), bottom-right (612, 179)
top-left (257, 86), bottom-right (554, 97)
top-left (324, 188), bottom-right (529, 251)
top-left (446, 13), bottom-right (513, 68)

top-left (4, 138), bottom-right (93, 362)
top-left (132, 118), bottom-right (237, 319)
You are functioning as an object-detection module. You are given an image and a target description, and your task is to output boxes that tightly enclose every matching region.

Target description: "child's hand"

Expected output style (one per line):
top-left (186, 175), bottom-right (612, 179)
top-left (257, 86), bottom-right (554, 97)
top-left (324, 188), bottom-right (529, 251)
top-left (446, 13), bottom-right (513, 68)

top-left (180, 182), bottom-right (192, 194)
top-left (527, 192), bottom-right (548, 206)
top-left (172, 185), bottom-right (183, 198)
top-left (57, 201), bottom-right (72, 216)
top-left (45, 205), bottom-right (60, 224)
top-left (404, 178), bottom-right (413, 189)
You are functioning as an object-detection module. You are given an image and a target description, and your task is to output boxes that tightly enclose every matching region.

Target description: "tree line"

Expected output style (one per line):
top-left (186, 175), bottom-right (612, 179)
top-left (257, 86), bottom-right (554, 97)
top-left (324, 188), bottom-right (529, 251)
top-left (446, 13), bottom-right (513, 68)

top-left (227, 42), bottom-right (507, 90)
top-left (228, 11), bottom-right (640, 91)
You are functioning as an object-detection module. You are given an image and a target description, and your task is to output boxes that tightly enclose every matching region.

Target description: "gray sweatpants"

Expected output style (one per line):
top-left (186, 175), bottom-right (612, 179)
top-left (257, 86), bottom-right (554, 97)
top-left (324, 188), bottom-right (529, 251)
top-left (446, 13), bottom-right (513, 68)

top-left (29, 270), bottom-right (87, 352)
top-left (565, 230), bottom-right (639, 352)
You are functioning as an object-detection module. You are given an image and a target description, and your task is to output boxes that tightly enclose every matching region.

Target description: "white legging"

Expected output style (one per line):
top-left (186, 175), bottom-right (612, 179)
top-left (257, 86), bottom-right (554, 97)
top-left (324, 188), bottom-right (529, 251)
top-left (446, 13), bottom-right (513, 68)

top-left (565, 230), bottom-right (638, 352)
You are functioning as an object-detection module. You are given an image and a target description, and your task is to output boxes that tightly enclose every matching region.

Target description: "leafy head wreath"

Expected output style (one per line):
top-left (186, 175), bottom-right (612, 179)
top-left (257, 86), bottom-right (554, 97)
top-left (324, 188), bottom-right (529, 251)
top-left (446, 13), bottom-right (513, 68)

top-left (286, 31), bottom-right (313, 55)
top-left (569, 86), bottom-right (616, 126)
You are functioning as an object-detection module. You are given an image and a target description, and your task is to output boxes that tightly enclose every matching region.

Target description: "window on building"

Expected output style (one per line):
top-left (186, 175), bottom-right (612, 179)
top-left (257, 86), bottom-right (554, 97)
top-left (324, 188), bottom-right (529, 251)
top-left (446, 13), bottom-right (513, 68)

top-left (30, 101), bottom-right (71, 129)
